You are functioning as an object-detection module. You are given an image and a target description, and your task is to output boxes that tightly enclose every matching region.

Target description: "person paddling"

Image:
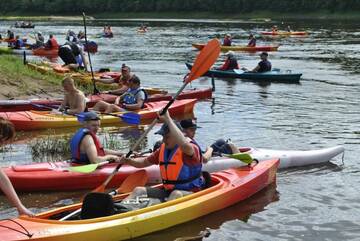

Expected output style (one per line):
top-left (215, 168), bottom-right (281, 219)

top-left (247, 34), bottom-right (256, 47)
top-left (223, 34), bottom-right (232, 46)
top-left (121, 111), bottom-right (206, 202)
top-left (92, 75), bottom-right (147, 113)
top-left (0, 117), bottom-right (34, 217)
top-left (218, 51), bottom-right (239, 71)
top-left (242, 52), bottom-right (272, 73)
top-left (70, 112), bottom-right (123, 165)
top-left (57, 77), bottom-right (87, 115)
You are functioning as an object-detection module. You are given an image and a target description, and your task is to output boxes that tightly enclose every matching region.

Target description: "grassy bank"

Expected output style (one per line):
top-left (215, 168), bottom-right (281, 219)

top-left (0, 54), bottom-right (63, 99)
top-left (1, 10), bottom-right (360, 21)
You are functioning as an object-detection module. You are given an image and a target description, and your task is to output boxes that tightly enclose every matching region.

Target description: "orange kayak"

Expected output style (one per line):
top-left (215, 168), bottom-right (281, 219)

top-left (0, 99), bottom-right (197, 131)
top-left (0, 159), bottom-right (279, 241)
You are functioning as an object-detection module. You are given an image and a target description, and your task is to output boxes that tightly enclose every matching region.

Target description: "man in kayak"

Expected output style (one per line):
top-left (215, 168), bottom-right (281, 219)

top-left (121, 111), bottom-right (205, 201)
top-left (272, 25), bottom-right (278, 33)
top-left (13, 35), bottom-right (25, 49)
top-left (252, 52), bottom-right (272, 73)
top-left (247, 34), bottom-right (256, 47)
top-left (96, 64), bottom-right (137, 95)
top-left (70, 111), bottom-right (123, 164)
top-left (44, 34), bottom-right (59, 50)
top-left (0, 117), bottom-right (34, 217)
top-left (223, 34), bottom-right (232, 46)
top-left (92, 75), bottom-right (147, 113)
top-left (33, 32), bottom-right (45, 49)
top-left (218, 51), bottom-right (239, 71)
top-left (57, 77), bottom-right (87, 115)
top-left (58, 41), bottom-right (88, 70)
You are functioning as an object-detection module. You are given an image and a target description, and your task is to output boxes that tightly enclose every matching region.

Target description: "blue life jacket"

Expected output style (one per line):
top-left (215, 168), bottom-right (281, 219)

top-left (122, 88), bottom-right (147, 107)
top-left (70, 128), bottom-right (105, 164)
top-left (15, 39), bottom-right (24, 49)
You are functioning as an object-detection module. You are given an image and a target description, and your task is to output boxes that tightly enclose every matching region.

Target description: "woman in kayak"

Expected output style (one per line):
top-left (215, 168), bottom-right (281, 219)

top-left (247, 34), bottom-right (256, 47)
top-left (218, 51), bottom-right (239, 71)
top-left (121, 111), bottom-right (206, 201)
top-left (0, 117), bottom-right (34, 216)
top-left (96, 64), bottom-right (137, 95)
top-left (223, 34), bottom-right (232, 46)
top-left (92, 75), bottom-right (147, 113)
top-left (70, 112), bottom-right (123, 165)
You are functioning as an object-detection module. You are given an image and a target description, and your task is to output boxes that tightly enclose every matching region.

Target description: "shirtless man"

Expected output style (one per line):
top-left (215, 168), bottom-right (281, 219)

top-left (58, 77), bottom-right (87, 115)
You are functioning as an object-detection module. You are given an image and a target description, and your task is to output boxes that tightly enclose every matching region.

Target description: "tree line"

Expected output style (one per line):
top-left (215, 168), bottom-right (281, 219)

top-left (1, 0), bottom-right (359, 14)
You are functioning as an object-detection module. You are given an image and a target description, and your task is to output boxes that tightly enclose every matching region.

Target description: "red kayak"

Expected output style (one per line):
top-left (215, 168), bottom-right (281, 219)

top-left (32, 47), bottom-right (59, 57)
top-left (0, 88), bottom-right (212, 112)
top-left (0, 99), bottom-right (197, 131)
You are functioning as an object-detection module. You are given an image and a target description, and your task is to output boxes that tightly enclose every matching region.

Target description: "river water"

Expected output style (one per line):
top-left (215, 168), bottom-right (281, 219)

top-left (0, 19), bottom-right (359, 240)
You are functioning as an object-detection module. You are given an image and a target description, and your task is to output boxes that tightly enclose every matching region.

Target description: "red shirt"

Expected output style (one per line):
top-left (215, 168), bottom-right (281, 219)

top-left (145, 143), bottom-right (201, 166)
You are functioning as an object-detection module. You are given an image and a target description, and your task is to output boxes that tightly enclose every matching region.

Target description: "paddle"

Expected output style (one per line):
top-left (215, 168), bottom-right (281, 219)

top-left (59, 170), bottom-right (148, 221)
top-left (82, 12), bottom-right (100, 95)
top-left (30, 103), bottom-right (140, 125)
top-left (91, 38), bottom-right (221, 194)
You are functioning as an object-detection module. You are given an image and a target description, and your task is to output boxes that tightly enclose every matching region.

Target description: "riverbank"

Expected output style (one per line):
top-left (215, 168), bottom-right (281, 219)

top-left (1, 10), bottom-right (360, 21)
top-left (0, 55), bottom-right (62, 99)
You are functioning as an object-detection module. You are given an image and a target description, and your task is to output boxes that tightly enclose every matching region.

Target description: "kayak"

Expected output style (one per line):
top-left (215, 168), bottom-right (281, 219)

top-left (4, 145), bottom-right (343, 192)
top-left (0, 159), bottom-right (278, 241)
top-left (0, 99), bottom-right (197, 131)
top-left (32, 47), bottom-right (58, 57)
top-left (0, 88), bottom-right (212, 112)
top-left (192, 43), bottom-right (279, 52)
top-left (260, 31), bottom-right (308, 36)
top-left (186, 63), bottom-right (302, 82)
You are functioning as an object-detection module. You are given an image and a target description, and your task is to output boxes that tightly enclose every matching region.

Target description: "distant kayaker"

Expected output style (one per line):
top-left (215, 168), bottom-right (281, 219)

top-left (96, 64), bottom-right (137, 95)
top-left (252, 52), bottom-right (272, 73)
top-left (223, 34), bottom-right (232, 46)
top-left (286, 25), bottom-right (292, 32)
top-left (92, 75), bottom-right (147, 113)
top-left (70, 111), bottom-right (124, 165)
top-left (33, 32), bottom-right (45, 48)
top-left (57, 77), bottom-right (87, 115)
top-left (77, 31), bottom-right (85, 40)
top-left (6, 30), bottom-right (14, 40)
top-left (121, 110), bottom-right (206, 201)
top-left (103, 25), bottom-right (113, 38)
top-left (58, 41), bottom-right (88, 70)
top-left (0, 117), bottom-right (34, 217)
top-left (247, 34), bottom-right (256, 47)
top-left (44, 34), bottom-right (59, 50)
top-left (272, 25), bottom-right (278, 33)
top-left (13, 35), bottom-right (24, 49)
top-left (218, 51), bottom-right (239, 71)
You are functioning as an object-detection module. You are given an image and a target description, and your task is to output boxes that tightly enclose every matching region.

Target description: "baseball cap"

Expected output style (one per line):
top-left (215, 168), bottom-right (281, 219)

top-left (79, 111), bottom-right (100, 121)
top-left (155, 122), bottom-right (182, 136)
top-left (180, 119), bottom-right (200, 129)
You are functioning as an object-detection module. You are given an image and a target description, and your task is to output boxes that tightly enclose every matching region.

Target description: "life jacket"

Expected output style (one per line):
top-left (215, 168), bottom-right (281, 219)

top-left (122, 88), bottom-right (147, 107)
top-left (258, 60), bottom-right (272, 73)
top-left (14, 39), bottom-right (24, 49)
top-left (70, 128), bottom-right (105, 164)
top-left (159, 143), bottom-right (204, 191)
top-left (50, 37), bottom-right (59, 49)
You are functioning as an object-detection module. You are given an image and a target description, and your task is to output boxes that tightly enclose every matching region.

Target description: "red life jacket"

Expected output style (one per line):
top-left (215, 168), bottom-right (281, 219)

top-left (50, 37), bottom-right (59, 49)
top-left (159, 143), bottom-right (203, 191)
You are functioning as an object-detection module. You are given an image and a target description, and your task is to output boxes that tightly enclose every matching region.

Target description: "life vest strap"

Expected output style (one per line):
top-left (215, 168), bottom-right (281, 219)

top-left (159, 161), bottom-right (177, 166)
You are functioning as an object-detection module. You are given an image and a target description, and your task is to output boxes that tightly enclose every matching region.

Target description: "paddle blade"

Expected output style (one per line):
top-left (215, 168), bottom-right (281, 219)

top-left (225, 153), bottom-right (253, 164)
top-left (186, 38), bottom-right (221, 83)
top-left (68, 163), bottom-right (100, 173)
top-left (120, 112), bottom-right (141, 125)
top-left (116, 170), bottom-right (148, 194)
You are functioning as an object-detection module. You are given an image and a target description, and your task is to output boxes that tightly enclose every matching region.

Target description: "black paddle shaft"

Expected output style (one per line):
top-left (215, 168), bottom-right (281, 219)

top-left (82, 12), bottom-right (100, 95)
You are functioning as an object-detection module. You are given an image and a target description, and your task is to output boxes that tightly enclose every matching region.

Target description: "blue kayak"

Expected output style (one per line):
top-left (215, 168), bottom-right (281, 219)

top-left (186, 63), bottom-right (302, 82)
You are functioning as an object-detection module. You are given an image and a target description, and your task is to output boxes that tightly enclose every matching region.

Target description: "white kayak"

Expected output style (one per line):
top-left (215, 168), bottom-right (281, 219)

top-left (145, 145), bottom-right (344, 183)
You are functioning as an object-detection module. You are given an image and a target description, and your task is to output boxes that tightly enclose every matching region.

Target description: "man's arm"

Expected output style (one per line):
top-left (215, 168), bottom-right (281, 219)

top-left (82, 136), bottom-right (120, 164)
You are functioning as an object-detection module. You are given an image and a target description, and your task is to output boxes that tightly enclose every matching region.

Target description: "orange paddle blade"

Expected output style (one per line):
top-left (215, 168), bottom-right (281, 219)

top-left (116, 170), bottom-right (148, 193)
top-left (186, 38), bottom-right (221, 83)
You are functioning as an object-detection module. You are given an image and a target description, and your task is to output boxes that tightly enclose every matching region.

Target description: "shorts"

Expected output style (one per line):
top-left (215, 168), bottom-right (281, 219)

top-left (146, 187), bottom-right (192, 202)
top-left (58, 46), bottom-right (76, 65)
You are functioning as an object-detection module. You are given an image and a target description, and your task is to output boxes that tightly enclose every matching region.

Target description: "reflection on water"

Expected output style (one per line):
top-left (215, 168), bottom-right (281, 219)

top-left (0, 18), bottom-right (359, 240)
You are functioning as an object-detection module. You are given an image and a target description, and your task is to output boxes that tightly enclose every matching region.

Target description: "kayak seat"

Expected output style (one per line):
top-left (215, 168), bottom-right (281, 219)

top-left (81, 192), bottom-right (115, 219)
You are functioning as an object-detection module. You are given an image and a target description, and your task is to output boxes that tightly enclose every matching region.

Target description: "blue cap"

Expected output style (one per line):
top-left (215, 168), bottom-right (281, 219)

top-left (79, 111), bottom-right (100, 121)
